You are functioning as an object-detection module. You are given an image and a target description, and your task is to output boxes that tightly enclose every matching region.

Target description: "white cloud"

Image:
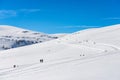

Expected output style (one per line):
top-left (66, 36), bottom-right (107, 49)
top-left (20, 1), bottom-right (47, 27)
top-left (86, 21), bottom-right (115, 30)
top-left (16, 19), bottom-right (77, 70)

top-left (0, 10), bottom-right (17, 19)
top-left (104, 17), bottom-right (120, 20)
top-left (20, 9), bottom-right (41, 13)
top-left (63, 25), bottom-right (99, 29)
top-left (0, 9), bottom-right (41, 19)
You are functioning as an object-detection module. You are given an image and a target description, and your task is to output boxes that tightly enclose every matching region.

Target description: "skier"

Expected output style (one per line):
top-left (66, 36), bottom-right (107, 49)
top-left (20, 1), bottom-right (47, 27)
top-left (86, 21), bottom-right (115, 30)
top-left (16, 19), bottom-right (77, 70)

top-left (13, 65), bottom-right (16, 68)
top-left (40, 59), bottom-right (43, 63)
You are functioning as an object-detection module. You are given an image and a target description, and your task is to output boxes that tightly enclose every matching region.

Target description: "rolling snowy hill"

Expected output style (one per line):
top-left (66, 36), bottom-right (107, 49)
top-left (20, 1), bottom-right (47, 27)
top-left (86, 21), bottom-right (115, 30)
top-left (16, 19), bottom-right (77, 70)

top-left (0, 24), bottom-right (120, 80)
top-left (0, 25), bottom-right (60, 50)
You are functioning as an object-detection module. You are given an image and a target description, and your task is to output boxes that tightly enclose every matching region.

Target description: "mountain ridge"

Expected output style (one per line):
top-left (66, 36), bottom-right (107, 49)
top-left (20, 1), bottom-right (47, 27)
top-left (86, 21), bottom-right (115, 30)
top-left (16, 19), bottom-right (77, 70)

top-left (0, 25), bottom-right (60, 50)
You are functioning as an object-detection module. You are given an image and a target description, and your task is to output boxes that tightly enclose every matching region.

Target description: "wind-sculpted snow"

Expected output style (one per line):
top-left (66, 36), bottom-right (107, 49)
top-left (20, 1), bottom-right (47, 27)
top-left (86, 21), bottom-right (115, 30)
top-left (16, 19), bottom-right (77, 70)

top-left (0, 24), bottom-right (120, 80)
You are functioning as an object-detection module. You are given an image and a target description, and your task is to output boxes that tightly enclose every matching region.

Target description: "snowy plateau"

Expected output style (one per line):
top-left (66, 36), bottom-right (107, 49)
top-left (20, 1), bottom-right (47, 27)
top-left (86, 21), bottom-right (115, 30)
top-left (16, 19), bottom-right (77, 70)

top-left (0, 24), bottom-right (120, 80)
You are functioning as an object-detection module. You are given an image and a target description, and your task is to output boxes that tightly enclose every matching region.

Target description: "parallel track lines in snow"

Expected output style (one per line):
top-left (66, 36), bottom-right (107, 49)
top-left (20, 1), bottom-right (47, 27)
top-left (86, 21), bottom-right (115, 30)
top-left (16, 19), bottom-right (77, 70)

top-left (0, 49), bottom-right (120, 78)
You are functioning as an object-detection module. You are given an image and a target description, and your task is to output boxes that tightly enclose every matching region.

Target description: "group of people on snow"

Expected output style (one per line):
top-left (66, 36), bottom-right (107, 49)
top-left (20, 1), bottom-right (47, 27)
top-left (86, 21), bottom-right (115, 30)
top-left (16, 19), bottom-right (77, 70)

top-left (13, 59), bottom-right (44, 68)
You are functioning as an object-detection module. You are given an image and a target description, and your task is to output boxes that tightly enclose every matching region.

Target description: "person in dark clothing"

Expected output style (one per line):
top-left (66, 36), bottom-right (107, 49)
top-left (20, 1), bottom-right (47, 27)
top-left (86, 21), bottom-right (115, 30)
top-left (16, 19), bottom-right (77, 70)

top-left (40, 59), bottom-right (43, 63)
top-left (13, 65), bottom-right (16, 68)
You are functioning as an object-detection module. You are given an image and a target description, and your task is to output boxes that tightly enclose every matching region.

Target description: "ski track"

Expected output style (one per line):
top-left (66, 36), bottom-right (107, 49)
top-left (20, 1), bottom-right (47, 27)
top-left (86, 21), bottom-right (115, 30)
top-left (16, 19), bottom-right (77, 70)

top-left (0, 43), bottom-right (120, 79)
top-left (0, 40), bottom-right (120, 80)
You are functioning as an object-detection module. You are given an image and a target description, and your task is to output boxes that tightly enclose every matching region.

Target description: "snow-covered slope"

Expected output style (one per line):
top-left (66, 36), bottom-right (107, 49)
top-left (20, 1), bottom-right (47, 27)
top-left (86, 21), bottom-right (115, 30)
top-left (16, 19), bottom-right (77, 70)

top-left (0, 25), bottom-right (59, 50)
top-left (0, 24), bottom-right (120, 80)
top-left (51, 33), bottom-right (68, 37)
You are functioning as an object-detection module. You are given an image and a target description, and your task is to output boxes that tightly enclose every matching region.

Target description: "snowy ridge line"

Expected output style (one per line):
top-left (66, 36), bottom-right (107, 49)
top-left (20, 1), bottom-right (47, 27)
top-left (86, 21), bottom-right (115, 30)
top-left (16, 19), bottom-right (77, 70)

top-left (0, 25), bottom-right (61, 51)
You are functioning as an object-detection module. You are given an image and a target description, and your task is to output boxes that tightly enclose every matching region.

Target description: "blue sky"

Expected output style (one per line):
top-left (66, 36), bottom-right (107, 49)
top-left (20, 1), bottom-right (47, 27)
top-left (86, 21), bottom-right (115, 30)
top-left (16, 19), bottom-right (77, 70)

top-left (0, 0), bottom-right (120, 33)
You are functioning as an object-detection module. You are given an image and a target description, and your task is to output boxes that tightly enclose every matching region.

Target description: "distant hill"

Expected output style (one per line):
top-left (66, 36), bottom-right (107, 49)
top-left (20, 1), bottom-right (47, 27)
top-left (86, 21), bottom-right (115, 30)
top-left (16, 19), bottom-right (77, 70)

top-left (0, 25), bottom-right (63, 50)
